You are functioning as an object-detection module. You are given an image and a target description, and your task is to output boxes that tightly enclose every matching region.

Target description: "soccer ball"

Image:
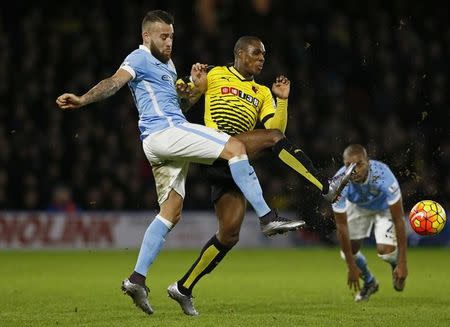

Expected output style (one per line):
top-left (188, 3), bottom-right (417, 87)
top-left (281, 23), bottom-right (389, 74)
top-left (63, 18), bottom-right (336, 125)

top-left (409, 200), bottom-right (447, 236)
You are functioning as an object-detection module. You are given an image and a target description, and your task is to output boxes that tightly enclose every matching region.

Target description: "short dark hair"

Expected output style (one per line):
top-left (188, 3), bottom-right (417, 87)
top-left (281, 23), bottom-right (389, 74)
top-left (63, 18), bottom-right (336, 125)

top-left (142, 10), bottom-right (174, 31)
top-left (343, 144), bottom-right (367, 159)
top-left (233, 36), bottom-right (262, 55)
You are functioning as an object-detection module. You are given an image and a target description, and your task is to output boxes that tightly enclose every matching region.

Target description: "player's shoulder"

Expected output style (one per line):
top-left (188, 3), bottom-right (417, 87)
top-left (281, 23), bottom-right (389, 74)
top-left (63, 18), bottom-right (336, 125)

top-left (370, 159), bottom-right (389, 169)
top-left (369, 160), bottom-right (398, 188)
top-left (370, 160), bottom-right (393, 176)
top-left (124, 47), bottom-right (148, 65)
top-left (208, 65), bottom-right (228, 76)
top-left (256, 82), bottom-right (271, 94)
top-left (127, 47), bottom-right (146, 58)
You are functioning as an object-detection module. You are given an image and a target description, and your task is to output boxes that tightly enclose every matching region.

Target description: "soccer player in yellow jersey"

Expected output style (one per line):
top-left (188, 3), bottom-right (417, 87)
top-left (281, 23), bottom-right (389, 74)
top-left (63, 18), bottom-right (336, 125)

top-left (167, 36), bottom-right (356, 315)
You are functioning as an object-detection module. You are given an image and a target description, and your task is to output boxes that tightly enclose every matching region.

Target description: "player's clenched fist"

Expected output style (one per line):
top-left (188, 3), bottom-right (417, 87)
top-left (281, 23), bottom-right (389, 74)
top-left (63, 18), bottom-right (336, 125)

top-left (56, 93), bottom-right (83, 110)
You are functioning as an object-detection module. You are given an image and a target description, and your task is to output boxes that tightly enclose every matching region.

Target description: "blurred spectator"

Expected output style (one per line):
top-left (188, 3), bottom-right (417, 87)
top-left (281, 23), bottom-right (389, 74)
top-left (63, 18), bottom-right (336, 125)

top-left (47, 185), bottom-right (78, 213)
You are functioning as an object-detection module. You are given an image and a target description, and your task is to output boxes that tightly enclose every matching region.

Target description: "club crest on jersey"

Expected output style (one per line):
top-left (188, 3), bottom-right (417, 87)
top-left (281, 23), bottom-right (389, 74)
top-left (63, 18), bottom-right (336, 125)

top-left (162, 74), bottom-right (173, 82)
top-left (220, 87), bottom-right (259, 107)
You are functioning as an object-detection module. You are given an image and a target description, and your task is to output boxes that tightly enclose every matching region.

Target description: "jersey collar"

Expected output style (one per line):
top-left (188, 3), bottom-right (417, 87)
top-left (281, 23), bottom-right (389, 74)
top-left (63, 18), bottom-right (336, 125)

top-left (139, 44), bottom-right (152, 55)
top-left (228, 66), bottom-right (254, 81)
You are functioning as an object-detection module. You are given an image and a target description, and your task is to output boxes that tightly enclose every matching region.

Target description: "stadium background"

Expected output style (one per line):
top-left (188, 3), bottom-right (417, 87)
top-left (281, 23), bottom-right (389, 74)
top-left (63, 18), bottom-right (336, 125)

top-left (0, 0), bottom-right (449, 247)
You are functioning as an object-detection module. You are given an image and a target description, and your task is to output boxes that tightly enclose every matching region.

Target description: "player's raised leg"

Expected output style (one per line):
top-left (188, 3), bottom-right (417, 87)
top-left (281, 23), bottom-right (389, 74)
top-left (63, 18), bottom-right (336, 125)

top-left (220, 136), bottom-right (305, 236)
top-left (148, 122), bottom-right (305, 237)
top-left (234, 129), bottom-right (356, 203)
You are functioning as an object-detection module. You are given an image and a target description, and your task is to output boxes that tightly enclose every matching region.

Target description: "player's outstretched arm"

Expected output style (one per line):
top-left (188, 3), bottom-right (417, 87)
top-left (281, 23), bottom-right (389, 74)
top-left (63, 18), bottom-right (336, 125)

top-left (56, 68), bottom-right (132, 110)
top-left (389, 197), bottom-right (408, 282)
top-left (334, 212), bottom-right (362, 292)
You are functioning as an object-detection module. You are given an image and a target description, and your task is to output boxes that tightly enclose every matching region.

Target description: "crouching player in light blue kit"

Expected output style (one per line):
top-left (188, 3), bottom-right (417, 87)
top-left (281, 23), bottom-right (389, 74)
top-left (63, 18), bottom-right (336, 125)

top-left (332, 144), bottom-right (408, 302)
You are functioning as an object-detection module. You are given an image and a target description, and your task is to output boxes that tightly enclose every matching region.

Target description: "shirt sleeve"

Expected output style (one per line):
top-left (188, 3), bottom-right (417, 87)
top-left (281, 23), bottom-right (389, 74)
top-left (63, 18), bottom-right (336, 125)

top-left (332, 196), bottom-right (349, 213)
top-left (264, 98), bottom-right (288, 133)
top-left (259, 86), bottom-right (277, 125)
top-left (331, 166), bottom-right (349, 213)
top-left (120, 51), bottom-right (145, 81)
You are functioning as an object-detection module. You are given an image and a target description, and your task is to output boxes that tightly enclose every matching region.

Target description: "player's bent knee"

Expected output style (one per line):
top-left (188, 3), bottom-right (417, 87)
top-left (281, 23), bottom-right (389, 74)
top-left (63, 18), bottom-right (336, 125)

top-left (159, 192), bottom-right (184, 225)
top-left (377, 247), bottom-right (398, 263)
top-left (377, 244), bottom-right (396, 255)
top-left (221, 137), bottom-right (247, 160)
top-left (218, 231), bottom-right (240, 247)
top-left (225, 235), bottom-right (239, 247)
top-left (267, 129), bottom-right (284, 144)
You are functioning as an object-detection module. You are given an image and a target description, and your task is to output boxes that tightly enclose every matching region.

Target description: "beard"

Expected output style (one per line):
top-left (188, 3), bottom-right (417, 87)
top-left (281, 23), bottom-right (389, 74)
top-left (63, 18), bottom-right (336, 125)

top-left (150, 40), bottom-right (170, 63)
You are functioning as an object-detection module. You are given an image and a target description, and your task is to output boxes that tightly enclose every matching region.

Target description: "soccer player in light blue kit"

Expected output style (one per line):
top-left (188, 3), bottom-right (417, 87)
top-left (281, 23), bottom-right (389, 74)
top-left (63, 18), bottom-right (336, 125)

top-left (332, 144), bottom-right (408, 302)
top-left (56, 10), bottom-right (304, 315)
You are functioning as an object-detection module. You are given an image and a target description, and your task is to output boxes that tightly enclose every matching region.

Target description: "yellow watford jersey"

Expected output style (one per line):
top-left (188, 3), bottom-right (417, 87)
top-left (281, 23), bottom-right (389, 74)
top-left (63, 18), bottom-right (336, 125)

top-left (204, 66), bottom-right (276, 135)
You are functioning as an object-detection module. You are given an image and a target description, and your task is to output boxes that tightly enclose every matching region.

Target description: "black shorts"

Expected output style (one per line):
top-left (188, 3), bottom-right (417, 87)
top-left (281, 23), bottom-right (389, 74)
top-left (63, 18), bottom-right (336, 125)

top-left (206, 160), bottom-right (242, 204)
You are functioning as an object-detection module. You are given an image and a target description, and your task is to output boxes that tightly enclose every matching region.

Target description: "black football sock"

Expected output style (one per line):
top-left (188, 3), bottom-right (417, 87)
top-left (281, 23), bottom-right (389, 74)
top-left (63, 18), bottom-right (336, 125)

top-left (129, 271), bottom-right (146, 287)
top-left (272, 138), bottom-right (329, 193)
top-left (177, 235), bottom-right (232, 296)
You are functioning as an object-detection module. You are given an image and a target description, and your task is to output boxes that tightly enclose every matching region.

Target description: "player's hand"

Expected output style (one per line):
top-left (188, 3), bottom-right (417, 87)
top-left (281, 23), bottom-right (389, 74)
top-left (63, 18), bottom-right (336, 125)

top-left (347, 263), bottom-right (362, 292)
top-left (176, 79), bottom-right (193, 99)
top-left (190, 63), bottom-right (208, 91)
top-left (271, 75), bottom-right (290, 99)
top-left (56, 93), bottom-right (83, 110)
top-left (393, 262), bottom-right (408, 285)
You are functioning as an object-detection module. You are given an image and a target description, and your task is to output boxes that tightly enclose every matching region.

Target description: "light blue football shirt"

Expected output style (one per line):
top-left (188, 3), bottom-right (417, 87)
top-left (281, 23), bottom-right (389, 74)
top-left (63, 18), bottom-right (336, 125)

top-left (120, 45), bottom-right (187, 140)
top-left (332, 160), bottom-right (401, 213)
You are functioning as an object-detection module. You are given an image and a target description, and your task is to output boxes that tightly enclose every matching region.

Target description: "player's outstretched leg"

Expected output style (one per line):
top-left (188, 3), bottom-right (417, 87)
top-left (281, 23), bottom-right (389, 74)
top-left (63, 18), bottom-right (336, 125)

top-left (324, 162), bottom-right (356, 202)
top-left (220, 137), bottom-right (305, 235)
top-left (224, 141), bottom-right (305, 235)
top-left (272, 138), bottom-right (356, 202)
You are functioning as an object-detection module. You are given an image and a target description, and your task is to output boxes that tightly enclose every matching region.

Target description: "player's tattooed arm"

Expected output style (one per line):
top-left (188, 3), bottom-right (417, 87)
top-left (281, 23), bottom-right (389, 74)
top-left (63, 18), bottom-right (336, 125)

top-left (81, 69), bottom-right (132, 106)
top-left (56, 69), bottom-right (132, 110)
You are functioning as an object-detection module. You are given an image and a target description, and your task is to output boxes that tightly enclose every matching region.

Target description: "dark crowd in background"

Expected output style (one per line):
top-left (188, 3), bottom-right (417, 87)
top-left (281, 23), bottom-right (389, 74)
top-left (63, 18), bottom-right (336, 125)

top-left (0, 0), bottom-right (448, 236)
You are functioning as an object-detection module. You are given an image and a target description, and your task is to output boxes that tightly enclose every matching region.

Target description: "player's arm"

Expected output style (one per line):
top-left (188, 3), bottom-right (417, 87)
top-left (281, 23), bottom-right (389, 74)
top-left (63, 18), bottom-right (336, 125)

top-left (262, 75), bottom-right (289, 133)
top-left (389, 197), bottom-right (408, 282)
top-left (334, 210), bottom-right (361, 292)
top-left (56, 68), bottom-right (132, 110)
top-left (177, 63), bottom-right (208, 112)
top-left (384, 167), bottom-right (408, 283)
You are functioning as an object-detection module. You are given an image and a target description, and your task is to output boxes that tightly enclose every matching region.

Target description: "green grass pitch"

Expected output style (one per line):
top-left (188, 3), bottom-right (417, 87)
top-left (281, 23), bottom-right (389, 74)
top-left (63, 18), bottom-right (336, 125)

top-left (1, 248), bottom-right (449, 326)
